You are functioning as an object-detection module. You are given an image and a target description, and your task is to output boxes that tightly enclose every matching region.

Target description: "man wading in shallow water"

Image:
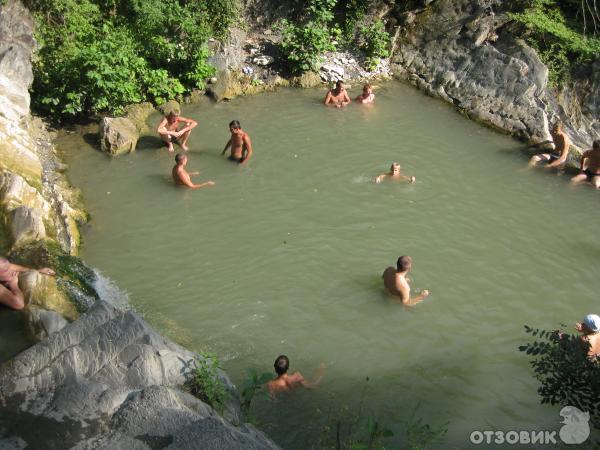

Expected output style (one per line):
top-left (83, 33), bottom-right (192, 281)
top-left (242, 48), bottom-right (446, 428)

top-left (529, 121), bottom-right (571, 168)
top-left (172, 153), bottom-right (215, 189)
top-left (324, 80), bottom-right (351, 108)
top-left (267, 355), bottom-right (325, 396)
top-left (157, 111), bottom-right (198, 153)
top-left (382, 255), bottom-right (430, 306)
top-left (222, 120), bottom-right (253, 164)
top-left (0, 257), bottom-right (55, 310)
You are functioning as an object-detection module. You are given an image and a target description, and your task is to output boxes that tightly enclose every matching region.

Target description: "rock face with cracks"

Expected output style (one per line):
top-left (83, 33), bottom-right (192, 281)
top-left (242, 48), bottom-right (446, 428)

top-left (0, 301), bottom-right (280, 450)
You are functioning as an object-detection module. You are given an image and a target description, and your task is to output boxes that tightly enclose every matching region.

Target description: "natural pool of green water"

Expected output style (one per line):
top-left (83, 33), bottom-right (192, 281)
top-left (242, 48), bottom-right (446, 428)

top-left (58, 82), bottom-right (600, 448)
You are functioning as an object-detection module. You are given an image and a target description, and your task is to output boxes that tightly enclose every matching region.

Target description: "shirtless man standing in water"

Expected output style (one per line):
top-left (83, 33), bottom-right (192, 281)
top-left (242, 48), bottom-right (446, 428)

top-left (382, 255), bottom-right (430, 306)
top-left (172, 153), bottom-right (215, 189)
top-left (324, 80), bottom-right (351, 108)
top-left (375, 162), bottom-right (416, 184)
top-left (570, 140), bottom-right (600, 189)
top-left (157, 111), bottom-right (198, 152)
top-left (222, 120), bottom-right (253, 164)
top-left (267, 355), bottom-right (324, 396)
top-left (529, 121), bottom-right (571, 168)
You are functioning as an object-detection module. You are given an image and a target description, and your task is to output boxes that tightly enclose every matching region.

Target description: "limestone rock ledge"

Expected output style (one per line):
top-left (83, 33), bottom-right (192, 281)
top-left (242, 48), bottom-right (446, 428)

top-left (0, 301), bottom-right (280, 450)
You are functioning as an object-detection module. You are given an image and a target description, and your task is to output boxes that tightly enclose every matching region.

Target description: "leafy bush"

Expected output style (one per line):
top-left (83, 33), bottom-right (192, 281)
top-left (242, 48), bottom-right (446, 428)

top-left (510, 0), bottom-right (600, 85)
top-left (25, 0), bottom-right (235, 119)
top-left (358, 20), bottom-right (390, 71)
top-left (519, 325), bottom-right (600, 428)
top-left (186, 353), bottom-right (229, 413)
top-left (279, 0), bottom-right (341, 74)
top-left (240, 368), bottom-right (273, 419)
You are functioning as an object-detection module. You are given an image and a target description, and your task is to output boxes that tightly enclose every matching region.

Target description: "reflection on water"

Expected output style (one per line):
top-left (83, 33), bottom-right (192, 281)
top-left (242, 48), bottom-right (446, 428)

top-left (58, 82), bottom-right (600, 448)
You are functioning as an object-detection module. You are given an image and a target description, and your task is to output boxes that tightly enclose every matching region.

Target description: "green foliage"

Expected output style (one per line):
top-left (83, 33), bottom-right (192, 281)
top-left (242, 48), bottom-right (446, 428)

top-left (340, 0), bottom-right (371, 44)
top-left (240, 368), bottom-right (273, 419)
top-left (510, 0), bottom-right (600, 85)
top-left (186, 353), bottom-right (229, 413)
top-left (403, 404), bottom-right (448, 450)
top-left (26, 0), bottom-right (235, 120)
top-left (520, 325), bottom-right (600, 428)
top-left (358, 20), bottom-right (390, 71)
top-left (279, 0), bottom-right (341, 74)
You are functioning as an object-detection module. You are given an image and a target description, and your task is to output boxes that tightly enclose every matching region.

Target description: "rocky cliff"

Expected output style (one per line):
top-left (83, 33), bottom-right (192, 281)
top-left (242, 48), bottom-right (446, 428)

top-left (388, 0), bottom-right (599, 157)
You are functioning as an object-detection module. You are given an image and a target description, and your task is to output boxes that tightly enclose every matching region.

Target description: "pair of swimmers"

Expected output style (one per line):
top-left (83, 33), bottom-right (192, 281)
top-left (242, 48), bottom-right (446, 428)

top-left (529, 121), bottom-right (600, 188)
top-left (324, 81), bottom-right (375, 108)
top-left (170, 119), bottom-right (253, 189)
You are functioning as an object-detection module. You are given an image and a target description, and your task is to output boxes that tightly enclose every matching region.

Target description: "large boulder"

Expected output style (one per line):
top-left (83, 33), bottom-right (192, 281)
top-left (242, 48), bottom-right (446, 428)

top-left (291, 71), bottom-right (323, 89)
top-left (123, 102), bottom-right (155, 134)
top-left (0, 171), bottom-right (49, 213)
top-left (0, 301), bottom-right (280, 450)
top-left (100, 117), bottom-right (139, 155)
top-left (9, 205), bottom-right (45, 246)
top-left (157, 99), bottom-right (181, 117)
top-left (18, 271), bottom-right (79, 321)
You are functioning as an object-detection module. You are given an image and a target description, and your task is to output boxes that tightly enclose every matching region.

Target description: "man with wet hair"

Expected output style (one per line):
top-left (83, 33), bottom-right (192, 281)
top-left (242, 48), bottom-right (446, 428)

top-left (157, 111), bottom-right (198, 153)
top-left (267, 355), bottom-right (324, 395)
top-left (0, 257), bottom-right (55, 310)
top-left (222, 120), bottom-right (253, 164)
top-left (570, 140), bottom-right (600, 189)
top-left (172, 153), bottom-right (215, 189)
top-left (375, 162), bottom-right (416, 184)
top-left (529, 121), bottom-right (571, 168)
top-left (324, 80), bottom-right (351, 108)
top-left (382, 255), bottom-right (430, 306)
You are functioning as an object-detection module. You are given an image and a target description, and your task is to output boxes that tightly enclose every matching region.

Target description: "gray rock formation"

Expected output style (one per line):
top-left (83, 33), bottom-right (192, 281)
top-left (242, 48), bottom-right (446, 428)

top-left (0, 301), bottom-right (279, 450)
top-left (390, 0), bottom-right (599, 157)
top-left (100, 117), bottom-right (139, 155)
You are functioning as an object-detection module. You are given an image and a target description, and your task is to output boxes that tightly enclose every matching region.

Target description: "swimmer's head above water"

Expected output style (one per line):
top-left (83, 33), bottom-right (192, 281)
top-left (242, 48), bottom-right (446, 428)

top-left (229, 120), bottom-right (241, 132)
top-left (390, 162), bottom-right (401, 174)
top-left (175, 153), bottom-right (187, 165)
top-left (274, 355), bottom-right (290, 376)
top-left (396, 255), bottom-right (412, 272)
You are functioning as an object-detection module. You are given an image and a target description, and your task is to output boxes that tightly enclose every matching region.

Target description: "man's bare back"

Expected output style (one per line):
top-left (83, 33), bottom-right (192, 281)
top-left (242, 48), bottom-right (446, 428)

top-left (383, 256), bottom-right (430, 306)
top-left (172, 154), bottom-right (214, 189)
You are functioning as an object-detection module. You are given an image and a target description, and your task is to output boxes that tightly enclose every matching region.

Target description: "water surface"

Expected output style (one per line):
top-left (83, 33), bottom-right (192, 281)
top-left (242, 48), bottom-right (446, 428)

top-left (58, 82), bottom-right (600, 448)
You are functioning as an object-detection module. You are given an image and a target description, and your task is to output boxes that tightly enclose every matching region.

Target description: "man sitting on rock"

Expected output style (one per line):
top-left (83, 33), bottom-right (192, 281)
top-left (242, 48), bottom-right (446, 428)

top-left (570, 140), bottom-right (600, 189)
top-left (529, 121), bottom-right (571, 168)
top-left (0, 257), bottom-right (55, 310)
top-left (172, 153), bottom-right (215, 189)
top-left (324, 80), bottom-right (351, 108)
top-left (157, 111), bottom-right (198, 152)
top-left (267, 355), bottom-right (324, 396)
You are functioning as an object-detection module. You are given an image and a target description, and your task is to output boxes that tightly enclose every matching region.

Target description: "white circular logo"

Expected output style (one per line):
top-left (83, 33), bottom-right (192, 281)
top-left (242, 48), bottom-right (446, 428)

top-left (559, 406), bottom-right (590, 445)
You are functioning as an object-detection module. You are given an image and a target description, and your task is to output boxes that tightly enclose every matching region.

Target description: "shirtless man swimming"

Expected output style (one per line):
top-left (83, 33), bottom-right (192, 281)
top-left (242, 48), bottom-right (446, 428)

top-left (267, 355), bottom-right (324, 396)
top-left (324, 80), bottom-right (351, 108)
top-left (375, 162), bottom-right (416, 184)
top-left (382, 255), bottom-right (430, 306)
top-left (0, 257), bottom-right (55, 310)
top-left (172, 153), bottom-right (215, 189)
top-left (570, 140), bottom-right (600, 189)
top-left (575, 314), bottom-right (600, 359)
top-left (222, 120), bottom-right (253, 164)
top-left (355, 84), bottom-right (375, 104)
top-left (529, 121), bottom-right (571, 168)
top-left (157, 111), bottom-right (198, 152)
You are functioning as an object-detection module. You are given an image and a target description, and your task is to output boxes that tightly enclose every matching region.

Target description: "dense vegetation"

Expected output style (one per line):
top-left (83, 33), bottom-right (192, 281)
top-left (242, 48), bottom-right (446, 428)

top-left (25, 0), bottom-right (237, 119)
top-left (510, 0), bottom-right (600, 85)
top-left (520, 325), bottom-right (600, 429)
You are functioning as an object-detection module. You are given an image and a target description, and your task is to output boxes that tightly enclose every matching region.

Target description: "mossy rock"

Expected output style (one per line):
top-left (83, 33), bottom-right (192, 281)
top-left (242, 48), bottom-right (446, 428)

top-left (124, 102), bottom-right (155, 134)
top-left (157, 100), bottom-right (181, 117)
top-left (8, 240), bottom-right (99, 313)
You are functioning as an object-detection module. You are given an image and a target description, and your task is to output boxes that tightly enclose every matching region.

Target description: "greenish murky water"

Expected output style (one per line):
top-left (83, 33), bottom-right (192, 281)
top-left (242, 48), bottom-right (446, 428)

top-left (58, 82), bottom-right (600, 448)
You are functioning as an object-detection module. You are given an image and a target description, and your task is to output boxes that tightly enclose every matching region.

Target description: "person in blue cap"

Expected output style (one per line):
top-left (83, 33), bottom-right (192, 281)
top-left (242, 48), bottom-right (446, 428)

top-left (575, 314), bottom-right (600, 359)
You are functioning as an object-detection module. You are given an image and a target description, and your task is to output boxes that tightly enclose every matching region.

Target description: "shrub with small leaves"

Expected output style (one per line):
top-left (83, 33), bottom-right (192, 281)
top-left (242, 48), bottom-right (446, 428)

top-left (358, 20), bottom-right (390, 71)
top-left (186, 353), bottom-right (229, 414)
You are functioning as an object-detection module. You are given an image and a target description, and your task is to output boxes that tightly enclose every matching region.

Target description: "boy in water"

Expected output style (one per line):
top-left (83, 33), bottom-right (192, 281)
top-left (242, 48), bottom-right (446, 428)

top-left (324, 80), bottom-right (351, 108)
top-left (529, 121), bottom-right (571, 168)
top-left (575, 314), bottom-right (600, 359)
top-left (355, 84), bottom-right (375, 104)
top-left (375, 163), bottom-right (416, 184)
top-left (570, 140), bottom-right (600, 189)
top-left (157, 111), bottom-right (198, 152)
top-left (267, 355), bottom-right (324, 395)
top-left (0, 257), bottom-right (55, 310)
top-left (382, 255), bottom-right (430, 306)
top-left (172, 153), bottom-right (215, 189)
top-left (222, 120), bottom-right (253, 164)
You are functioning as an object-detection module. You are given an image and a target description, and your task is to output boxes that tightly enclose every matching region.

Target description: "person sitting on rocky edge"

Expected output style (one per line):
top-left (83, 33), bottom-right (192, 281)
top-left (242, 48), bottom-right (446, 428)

top-left (324, 80), bottom-right (351, 108)
top-left (355, 84), bottom-right (375, 104)
top-left (267, 355), bottom-right (325, 396)
top-left (528, 121), bottom-right (571, 169)
top-left (172, 153), bottom-right (215, 189)
top-left (570, 140), bottom-right (600, 189)
top-left (382, 255), bottom-right (430, 306)
top-left (0, 257), bottom-right (55, 310)
top-left (575, 314), bottom-right (600, 359)
top-left (375, 162), bottom-right (416, 184)
top-left (157, 111), bottom-right (198, 153)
